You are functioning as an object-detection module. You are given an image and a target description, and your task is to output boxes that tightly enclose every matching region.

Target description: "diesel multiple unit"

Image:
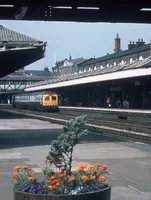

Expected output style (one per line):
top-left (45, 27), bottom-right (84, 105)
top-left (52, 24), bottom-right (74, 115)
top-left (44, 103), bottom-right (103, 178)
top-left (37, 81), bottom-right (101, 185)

top-left (12, 91), bottom-right (59, 112)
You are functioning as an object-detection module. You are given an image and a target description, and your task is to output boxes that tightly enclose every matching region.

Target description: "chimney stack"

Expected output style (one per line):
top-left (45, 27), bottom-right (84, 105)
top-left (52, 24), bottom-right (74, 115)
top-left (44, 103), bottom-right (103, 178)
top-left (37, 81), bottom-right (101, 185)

top-left (114, 33), bottom-right (121, 53)
top-left (136, 38), bottom-right (145, 47)
top-left (69, 55), bottom-right (72, 61)
top-left (128, 41), bottom-right (136, 50)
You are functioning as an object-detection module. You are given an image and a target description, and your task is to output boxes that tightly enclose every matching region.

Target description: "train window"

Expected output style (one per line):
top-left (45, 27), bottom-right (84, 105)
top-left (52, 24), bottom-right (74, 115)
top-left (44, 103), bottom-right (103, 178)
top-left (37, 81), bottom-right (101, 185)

top-left (52, 96), bottom-right (56, 101)
top-left (45, 96), bottom-right (49, 100)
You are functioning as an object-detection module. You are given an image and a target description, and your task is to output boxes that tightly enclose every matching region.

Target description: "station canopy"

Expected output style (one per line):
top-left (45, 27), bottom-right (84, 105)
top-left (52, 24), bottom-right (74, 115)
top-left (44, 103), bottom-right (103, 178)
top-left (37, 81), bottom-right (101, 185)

top-left (0, 25), bottom-right (46, 78)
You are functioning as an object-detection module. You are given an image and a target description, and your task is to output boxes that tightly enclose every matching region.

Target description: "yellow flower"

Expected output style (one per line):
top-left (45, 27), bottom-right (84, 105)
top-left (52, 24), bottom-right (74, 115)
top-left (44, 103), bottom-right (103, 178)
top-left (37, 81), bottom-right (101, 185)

top-left (90, 175), bottom-right (96, 180)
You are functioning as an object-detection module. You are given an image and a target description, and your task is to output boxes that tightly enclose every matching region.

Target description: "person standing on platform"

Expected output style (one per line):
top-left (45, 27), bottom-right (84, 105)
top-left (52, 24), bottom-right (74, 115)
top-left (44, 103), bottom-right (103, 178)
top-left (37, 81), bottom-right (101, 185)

top-left (106, 97), bottom-right (111, 108)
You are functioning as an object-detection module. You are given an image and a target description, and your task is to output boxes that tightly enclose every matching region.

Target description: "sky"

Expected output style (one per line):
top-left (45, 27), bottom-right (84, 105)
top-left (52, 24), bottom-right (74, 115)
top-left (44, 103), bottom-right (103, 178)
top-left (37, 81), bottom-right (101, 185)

top-left (1, 20), bottom-right (151, 71)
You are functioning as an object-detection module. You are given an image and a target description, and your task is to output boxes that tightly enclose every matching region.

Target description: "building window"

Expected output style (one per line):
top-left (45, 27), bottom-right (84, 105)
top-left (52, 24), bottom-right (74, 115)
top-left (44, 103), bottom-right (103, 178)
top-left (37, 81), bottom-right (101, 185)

top-left (121, 60), bottom-right (125, 65)
top-left (130, 58), bottom-right (133, 63)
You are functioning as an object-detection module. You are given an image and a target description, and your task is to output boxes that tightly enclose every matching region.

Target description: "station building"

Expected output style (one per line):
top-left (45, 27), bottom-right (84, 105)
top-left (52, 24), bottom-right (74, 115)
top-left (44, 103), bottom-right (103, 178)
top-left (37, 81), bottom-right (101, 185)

top-left (52, 56), bottom-right (85, 76)
top-left (24, 35), bottom-right (151, 110)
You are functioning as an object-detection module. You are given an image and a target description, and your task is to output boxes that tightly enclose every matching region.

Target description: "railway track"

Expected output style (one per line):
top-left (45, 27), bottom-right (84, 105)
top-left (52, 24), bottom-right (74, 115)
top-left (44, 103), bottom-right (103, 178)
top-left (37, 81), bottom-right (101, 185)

top-left (1, 107), bottom-right (151, 144)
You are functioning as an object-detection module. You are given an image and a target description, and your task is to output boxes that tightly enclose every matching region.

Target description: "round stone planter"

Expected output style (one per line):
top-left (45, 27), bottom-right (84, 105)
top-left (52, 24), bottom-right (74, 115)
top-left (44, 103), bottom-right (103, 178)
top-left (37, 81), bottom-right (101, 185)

top-left (14, 186), bottom-right (111, 200)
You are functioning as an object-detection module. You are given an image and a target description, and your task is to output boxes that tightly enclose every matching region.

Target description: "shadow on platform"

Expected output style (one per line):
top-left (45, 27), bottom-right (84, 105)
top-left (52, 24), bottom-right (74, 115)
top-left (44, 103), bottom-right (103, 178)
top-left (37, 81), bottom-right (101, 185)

top-left (0, 111), bottom-right (30, 119)
top-left (0, 128), bottom-right (122, 150)
top-left (0, 110), bottom-right (122, 150)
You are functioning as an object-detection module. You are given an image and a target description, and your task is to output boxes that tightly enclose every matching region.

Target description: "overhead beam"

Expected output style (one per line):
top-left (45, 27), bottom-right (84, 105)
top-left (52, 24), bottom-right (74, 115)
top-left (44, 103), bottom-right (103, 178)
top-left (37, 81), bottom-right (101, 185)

top-left (0, 1), bottom-right (151, 23)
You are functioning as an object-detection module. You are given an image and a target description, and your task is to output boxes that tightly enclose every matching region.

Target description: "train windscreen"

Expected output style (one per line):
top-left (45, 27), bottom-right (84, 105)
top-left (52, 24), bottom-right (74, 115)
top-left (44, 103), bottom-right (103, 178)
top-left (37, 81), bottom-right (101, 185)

top-left (52, 96), bottom-right (56, 101)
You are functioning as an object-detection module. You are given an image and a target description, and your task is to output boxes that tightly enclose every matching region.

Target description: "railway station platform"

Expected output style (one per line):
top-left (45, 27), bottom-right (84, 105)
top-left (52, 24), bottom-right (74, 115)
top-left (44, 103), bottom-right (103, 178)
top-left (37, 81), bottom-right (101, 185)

top-left (0, 105), bottom-right (151, 144)
top-left (0, 110), bottom-right (150, 200)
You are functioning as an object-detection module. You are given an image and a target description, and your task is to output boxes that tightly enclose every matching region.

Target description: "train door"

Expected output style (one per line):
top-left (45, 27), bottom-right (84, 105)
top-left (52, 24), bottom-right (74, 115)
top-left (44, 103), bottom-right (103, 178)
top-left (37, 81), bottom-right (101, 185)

top-left (50, 94), bottom-right (59, 107)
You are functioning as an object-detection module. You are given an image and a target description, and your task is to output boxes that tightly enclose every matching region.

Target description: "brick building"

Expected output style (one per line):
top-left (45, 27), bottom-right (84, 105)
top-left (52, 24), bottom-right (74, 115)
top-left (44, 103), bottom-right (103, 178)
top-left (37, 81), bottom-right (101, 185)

top-left (78, 34), bottom-right (150, 72)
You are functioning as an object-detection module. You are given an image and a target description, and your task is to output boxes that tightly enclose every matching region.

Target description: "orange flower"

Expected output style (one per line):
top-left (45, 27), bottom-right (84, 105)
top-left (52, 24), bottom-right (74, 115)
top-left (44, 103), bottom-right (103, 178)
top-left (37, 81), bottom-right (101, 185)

top-left (52, 179), bottom-right (58, 185)
top-left (28, 177), bottom-right (36, 181)
top-left (12, 174), bottom-right (19, 180)
top-left (58, 173), bottom-right (64, 178)
top-left (77, 167), bottom-right (84, 172)
top-left (98, 175), bottom-right (106, 182)
top-left (47, 160), bottom-right (53, 164)
top-left (47, 180), bottom-right (52, 185)
top-left (55, 182), bottom-right (61, 187)
top-left (90, 175), bottom-right (96, 180)
top-left (14, 166), bottom-right (20, 171)
top-left (78, 163), bottom-right (86, 169)
top-left (95, 163), bottom-right (102, 168)
top-left (81, 175), bottom-right (88, 182)
top-left (22, 166), bottom-right (28, 170)
top-left (101, 165), bottom-right (107, 170)
top-left (69, 176), bottom-right (76, 182)
top-left (87, 164), bottom-right (94, 171)
top-left (50, 176), bottom-right (56, 180)
top-left (48, 185), bottom-right (54, 191)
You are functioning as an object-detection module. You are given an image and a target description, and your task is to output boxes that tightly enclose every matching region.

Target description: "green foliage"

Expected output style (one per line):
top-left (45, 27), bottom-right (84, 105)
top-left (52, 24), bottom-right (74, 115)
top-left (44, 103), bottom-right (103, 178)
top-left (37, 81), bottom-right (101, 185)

top-left (47, 115), bottom-right (88, 175)
top-left (43, 167), bottom-right (55, 179)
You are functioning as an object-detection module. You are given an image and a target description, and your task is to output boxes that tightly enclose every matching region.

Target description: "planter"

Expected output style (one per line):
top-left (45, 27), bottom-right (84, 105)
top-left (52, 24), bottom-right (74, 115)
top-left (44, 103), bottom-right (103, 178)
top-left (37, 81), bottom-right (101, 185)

top-left (14, 186), bottom-right (111, 200)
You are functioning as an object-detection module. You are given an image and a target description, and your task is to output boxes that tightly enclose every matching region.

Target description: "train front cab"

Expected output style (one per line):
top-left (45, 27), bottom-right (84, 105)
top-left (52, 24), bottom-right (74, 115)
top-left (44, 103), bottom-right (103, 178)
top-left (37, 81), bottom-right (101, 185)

top-left (42, 93), bottom-right (59, 112)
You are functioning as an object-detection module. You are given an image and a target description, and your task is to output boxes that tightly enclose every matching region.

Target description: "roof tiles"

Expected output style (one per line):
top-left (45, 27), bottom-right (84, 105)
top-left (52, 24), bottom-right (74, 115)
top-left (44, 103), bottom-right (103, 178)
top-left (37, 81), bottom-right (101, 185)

top-left (0, 25), bottom-right (41, 43)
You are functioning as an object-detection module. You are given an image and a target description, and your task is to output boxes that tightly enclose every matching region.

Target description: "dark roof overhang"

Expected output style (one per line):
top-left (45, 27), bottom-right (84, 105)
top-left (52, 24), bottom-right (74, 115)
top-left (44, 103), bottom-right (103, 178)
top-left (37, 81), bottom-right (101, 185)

top-left (0, 45), bottom-right (46, 78)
